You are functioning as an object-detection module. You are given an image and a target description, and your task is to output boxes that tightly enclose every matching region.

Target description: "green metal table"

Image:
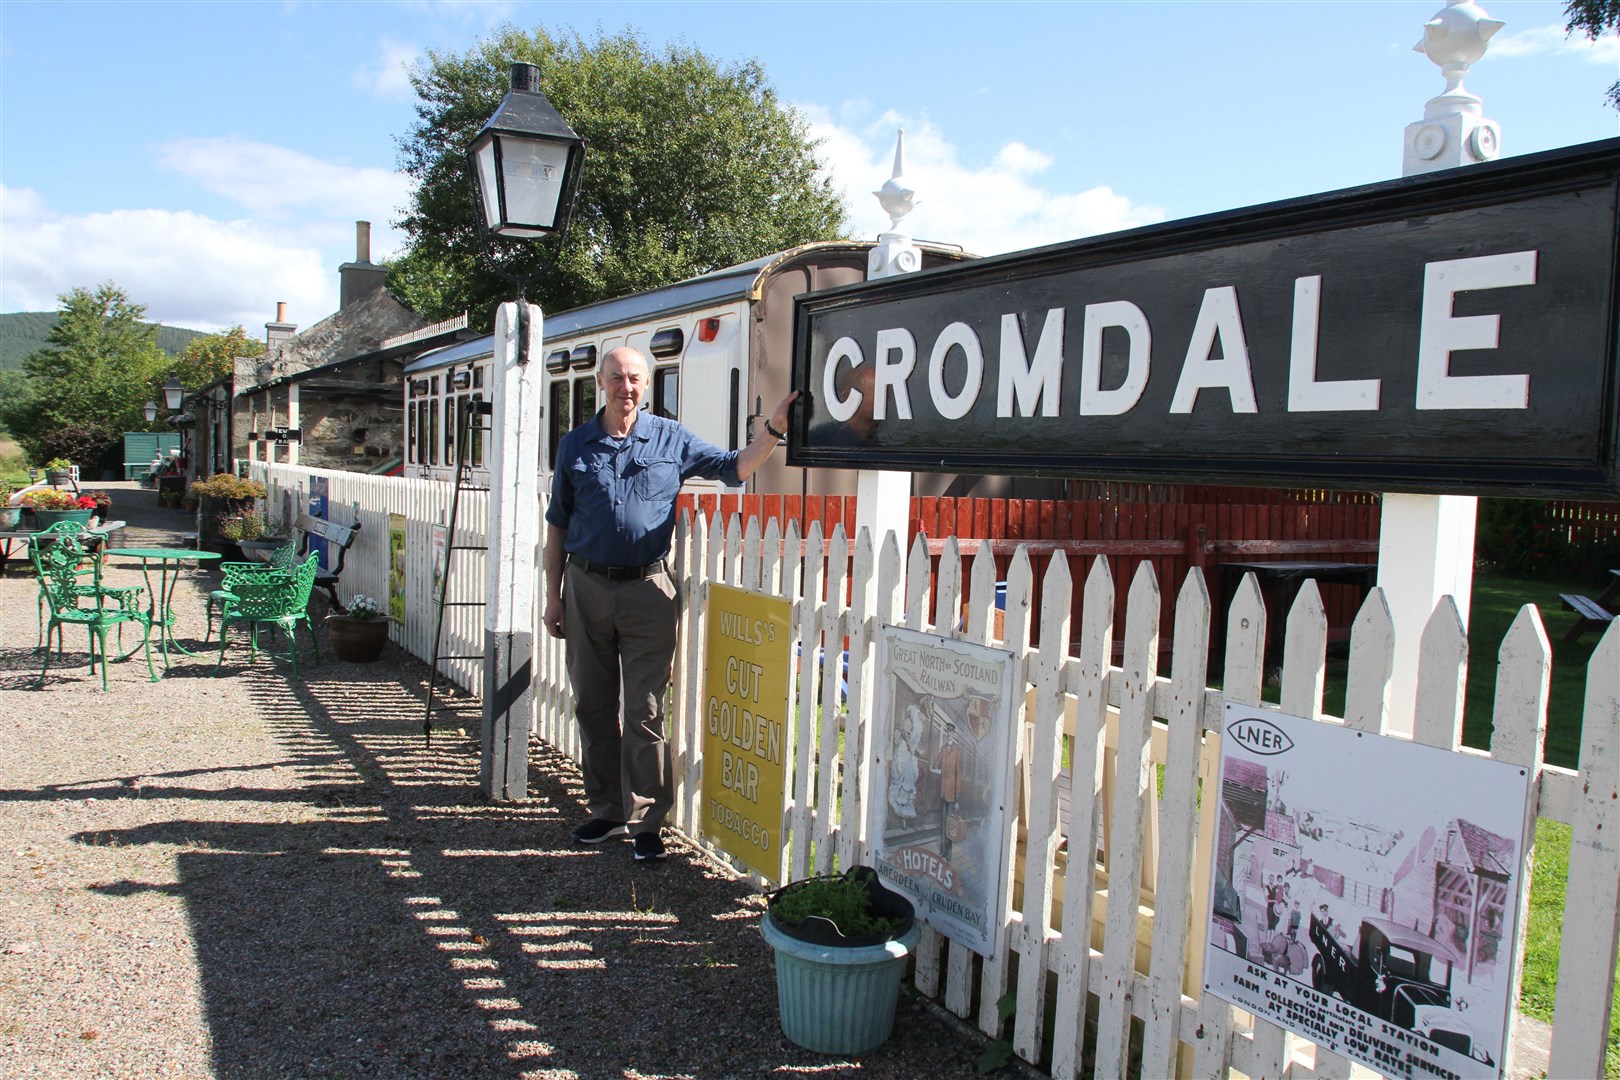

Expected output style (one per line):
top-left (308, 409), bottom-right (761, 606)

top-left (104, 547), bottom-right (222, 677)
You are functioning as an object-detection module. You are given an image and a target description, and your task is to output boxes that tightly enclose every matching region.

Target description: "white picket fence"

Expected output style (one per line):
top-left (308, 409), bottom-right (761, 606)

top-left (256, 463), bottom-right (489, 693)
top-left (255, 462), bottom-right (1619, 1079)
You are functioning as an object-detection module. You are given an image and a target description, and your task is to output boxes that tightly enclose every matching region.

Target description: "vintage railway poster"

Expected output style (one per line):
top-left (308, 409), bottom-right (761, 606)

top-left (1203, 704), bottom-right (1531, 1079)
top-left (698, 584), bottom-right (792, 879)
top-left (869, 626), bottom-right (1018, 956)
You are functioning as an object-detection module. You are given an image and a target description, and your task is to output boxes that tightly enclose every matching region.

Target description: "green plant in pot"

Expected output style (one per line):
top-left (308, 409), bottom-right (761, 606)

top-left (761, 866), bottom-right (920, 1055)
top-left (326, 593), bottom-right (390, 662)
top-left (19, 488), bottom-right (96, 528)
top-left (190, 473), bottom-right (267, 550)
top-left (222, 508), bottom-right (291, 563)
top-left (42, 457), bottom-right (73, 485)
top-left (0, 482), bottom-right (18, 531)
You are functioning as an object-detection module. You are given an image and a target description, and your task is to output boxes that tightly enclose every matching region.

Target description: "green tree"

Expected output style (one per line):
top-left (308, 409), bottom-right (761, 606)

top-left (1566, 0), bottom-right (1620, 108)
top-left (390, 25), bottom-right (849, 325)
top-left (173, 325), bottom-right (264, 391)
top-left (0, 282), bottom-right (168, 469)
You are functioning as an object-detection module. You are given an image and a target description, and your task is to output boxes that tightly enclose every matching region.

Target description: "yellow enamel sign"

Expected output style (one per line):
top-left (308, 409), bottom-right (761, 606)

top-left (700, 583), bottom-right (792, 878)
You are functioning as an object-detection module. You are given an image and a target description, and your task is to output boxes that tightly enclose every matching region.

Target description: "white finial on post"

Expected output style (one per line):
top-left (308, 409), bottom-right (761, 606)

top-left (1404, 1), bottom-right (1504, 174)
top-left (858, 129), bottom-right (921, 562)
top-left (873, 128), bottom-right (918, 230)
top-left (1381, 2), bottom-right (1505, 738)
top-left (868, 129), bottom-right (923, 278)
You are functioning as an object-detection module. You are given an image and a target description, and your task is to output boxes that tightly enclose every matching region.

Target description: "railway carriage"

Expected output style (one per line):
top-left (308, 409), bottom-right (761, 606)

top-left (402, 240), bottom-right (1023, 500)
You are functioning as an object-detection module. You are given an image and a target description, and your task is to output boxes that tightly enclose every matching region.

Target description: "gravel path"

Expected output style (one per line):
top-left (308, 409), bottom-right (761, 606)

top-left (0, 483), bottom-right (993, 1080)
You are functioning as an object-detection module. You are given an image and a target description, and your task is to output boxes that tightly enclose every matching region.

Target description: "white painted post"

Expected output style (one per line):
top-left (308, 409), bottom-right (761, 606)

top-left (481, 299), bottom-right (543, 800)
top-left (1382, 0), bottom-right (1503, 733)
top-left (855, 132), bottom-right (920, 552)
top-left (286, 383), bottom-right (300, 466)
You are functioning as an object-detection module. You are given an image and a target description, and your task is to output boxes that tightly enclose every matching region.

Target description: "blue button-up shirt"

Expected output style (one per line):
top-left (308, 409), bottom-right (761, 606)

top-left (546, 410), bottom-right (740, 567)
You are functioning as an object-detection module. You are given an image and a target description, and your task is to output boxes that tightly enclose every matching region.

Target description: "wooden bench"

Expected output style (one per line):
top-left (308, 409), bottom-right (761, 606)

top-left (293, 512), bottom-right (361, 613)
top-left (1558, 592), bottom-right (1616, 645)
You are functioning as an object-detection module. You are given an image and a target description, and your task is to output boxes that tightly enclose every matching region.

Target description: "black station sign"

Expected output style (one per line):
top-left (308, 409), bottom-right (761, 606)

top-left (790, 139), bottom-right (1620, 497)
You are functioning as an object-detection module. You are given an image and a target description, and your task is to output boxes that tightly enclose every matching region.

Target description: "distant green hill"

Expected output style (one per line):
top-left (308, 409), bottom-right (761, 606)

top-left (0, 311), bottom-right (210, 371)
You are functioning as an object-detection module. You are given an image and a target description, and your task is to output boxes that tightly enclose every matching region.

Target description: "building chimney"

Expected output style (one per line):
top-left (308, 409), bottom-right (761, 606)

top-left (265, 302), bottom-right (297, 353)
top-left (339, 219), bottom-right (387, 308)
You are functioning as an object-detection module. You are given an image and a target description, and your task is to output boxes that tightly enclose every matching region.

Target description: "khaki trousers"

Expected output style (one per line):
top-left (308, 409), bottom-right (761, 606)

top-left (563, 562), bottom-right (678, 833)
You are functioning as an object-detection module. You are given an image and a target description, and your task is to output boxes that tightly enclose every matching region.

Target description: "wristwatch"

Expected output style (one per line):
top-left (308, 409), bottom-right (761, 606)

top-left (764, 420), bottom-right (786, 440)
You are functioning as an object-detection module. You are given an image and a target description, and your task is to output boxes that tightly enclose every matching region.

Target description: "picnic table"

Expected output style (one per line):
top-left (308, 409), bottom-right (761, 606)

top-left (1560, 569), bottom-right (1620, 644)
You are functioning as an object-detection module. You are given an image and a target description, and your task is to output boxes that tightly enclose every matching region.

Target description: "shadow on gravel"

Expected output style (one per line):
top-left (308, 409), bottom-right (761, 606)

top-left (56, 657), bottom-right (978, 1079)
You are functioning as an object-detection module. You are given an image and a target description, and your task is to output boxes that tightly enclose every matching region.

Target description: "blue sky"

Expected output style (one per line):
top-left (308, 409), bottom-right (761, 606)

top-left (2, 1), bottom-right (1615, 333)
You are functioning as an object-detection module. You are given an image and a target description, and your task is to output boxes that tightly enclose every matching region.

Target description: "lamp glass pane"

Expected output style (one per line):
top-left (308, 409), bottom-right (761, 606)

top-left (499, 135), bottom-right (570, 231)
top-left (471, 138), bottom-right (501, 230)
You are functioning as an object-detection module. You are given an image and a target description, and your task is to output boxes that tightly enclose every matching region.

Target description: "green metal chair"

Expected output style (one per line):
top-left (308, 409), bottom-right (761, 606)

top-left (214, 553), bottom-right (321, 677)
top-left (204, 541), bottom-right (297, 642)
top-left (33, 534), bottom-right (154, 690)
top-left (30, 522), bottom-right (140, 651)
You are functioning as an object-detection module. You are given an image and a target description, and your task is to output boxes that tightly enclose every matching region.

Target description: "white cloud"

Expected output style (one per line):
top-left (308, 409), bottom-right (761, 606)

top-left (1490, 21), bottom-right (1620, 63)
top-left (2, 184), bottom-right (351, 333)
top-left (803, 106), bottom-right (1166, 256)
top-left (352, 38), bottom-right (421, 101)
top-left (156, 136), bottom-right (412, 222)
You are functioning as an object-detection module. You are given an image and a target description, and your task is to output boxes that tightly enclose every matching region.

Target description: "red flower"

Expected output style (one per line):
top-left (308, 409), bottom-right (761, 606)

top-left (75, 495), bottom-right (97, 509)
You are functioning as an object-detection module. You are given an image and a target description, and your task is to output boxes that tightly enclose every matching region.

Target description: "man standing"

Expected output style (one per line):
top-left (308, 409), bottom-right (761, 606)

top-left (542, 346), bottom-right (796, 862)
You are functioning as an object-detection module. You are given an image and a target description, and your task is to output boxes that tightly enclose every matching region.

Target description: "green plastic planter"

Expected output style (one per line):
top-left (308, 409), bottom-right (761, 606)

top-left (32, 509), bottom-right (93, 529)
top-left (761, 868), bottom-right (921, 1055)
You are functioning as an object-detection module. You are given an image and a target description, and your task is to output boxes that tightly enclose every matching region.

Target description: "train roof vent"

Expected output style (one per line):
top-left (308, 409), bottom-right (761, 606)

top-left (545, 349), bottom-right (572, 375)
top-left (649, 326), bottom-right (684, 359)
top-left (570, 344), bottom-right (597, 371)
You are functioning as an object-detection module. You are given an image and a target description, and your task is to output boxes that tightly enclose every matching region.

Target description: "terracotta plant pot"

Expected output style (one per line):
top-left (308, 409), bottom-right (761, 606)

top-left (326, 615), bottom-right (390, 662)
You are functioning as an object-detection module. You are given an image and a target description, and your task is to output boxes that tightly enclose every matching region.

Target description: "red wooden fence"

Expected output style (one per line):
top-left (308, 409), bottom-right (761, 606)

top-left (678, 491), bottom-right (1381, 663)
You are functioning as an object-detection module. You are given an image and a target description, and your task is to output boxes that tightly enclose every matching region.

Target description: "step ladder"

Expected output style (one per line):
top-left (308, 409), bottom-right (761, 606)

top-left (424, 395), bottom-right (494, 745)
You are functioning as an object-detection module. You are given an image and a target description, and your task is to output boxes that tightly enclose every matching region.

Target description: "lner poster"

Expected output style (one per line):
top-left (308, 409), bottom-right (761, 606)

top-left (869, 625), bottom-right (1018, 956)
top-left (1203, 704), bottom-right (1530, 1080)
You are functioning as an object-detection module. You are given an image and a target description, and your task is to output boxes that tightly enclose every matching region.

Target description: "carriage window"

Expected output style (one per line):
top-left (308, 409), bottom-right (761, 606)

top-left (444, 396), bottom-right (458, 465)
top-left (573, 377), bottom-right (596, 427)
top-left (407, 398), bottom-right (418, 464)
top-left (427, 395), bottom-right (440, 466)
top-left (653, 366), bottom-right (679, 420)
top-left (548, 380), bottom-right (571, 466)
top-left (728, 369), bottom-right (741, 452)
top-left (469, 394), bottom-right (485, 467)
top-left (473, 366), bottom-right (484, 389)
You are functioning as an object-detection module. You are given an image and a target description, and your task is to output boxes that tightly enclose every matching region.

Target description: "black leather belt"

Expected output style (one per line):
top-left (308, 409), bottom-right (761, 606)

top-left (568, 554), bottom-right (662, 581)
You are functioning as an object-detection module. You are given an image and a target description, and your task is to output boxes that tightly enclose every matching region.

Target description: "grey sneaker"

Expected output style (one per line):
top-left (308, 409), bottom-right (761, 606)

top-left (572, 819), bottom-right (626, 844)
top-left (632, 831), bottom-right (666, 862)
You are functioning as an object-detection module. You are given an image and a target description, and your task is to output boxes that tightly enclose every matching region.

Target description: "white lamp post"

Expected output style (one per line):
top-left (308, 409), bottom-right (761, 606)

top-left (468, 62), bottom-right (585, 801)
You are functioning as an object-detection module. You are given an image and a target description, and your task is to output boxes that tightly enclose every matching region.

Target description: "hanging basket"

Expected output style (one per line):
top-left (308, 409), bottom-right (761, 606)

top-left (326, 616), bottom-right (390, 662)
top-left (761, 867), bottom-right (920, 1055)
